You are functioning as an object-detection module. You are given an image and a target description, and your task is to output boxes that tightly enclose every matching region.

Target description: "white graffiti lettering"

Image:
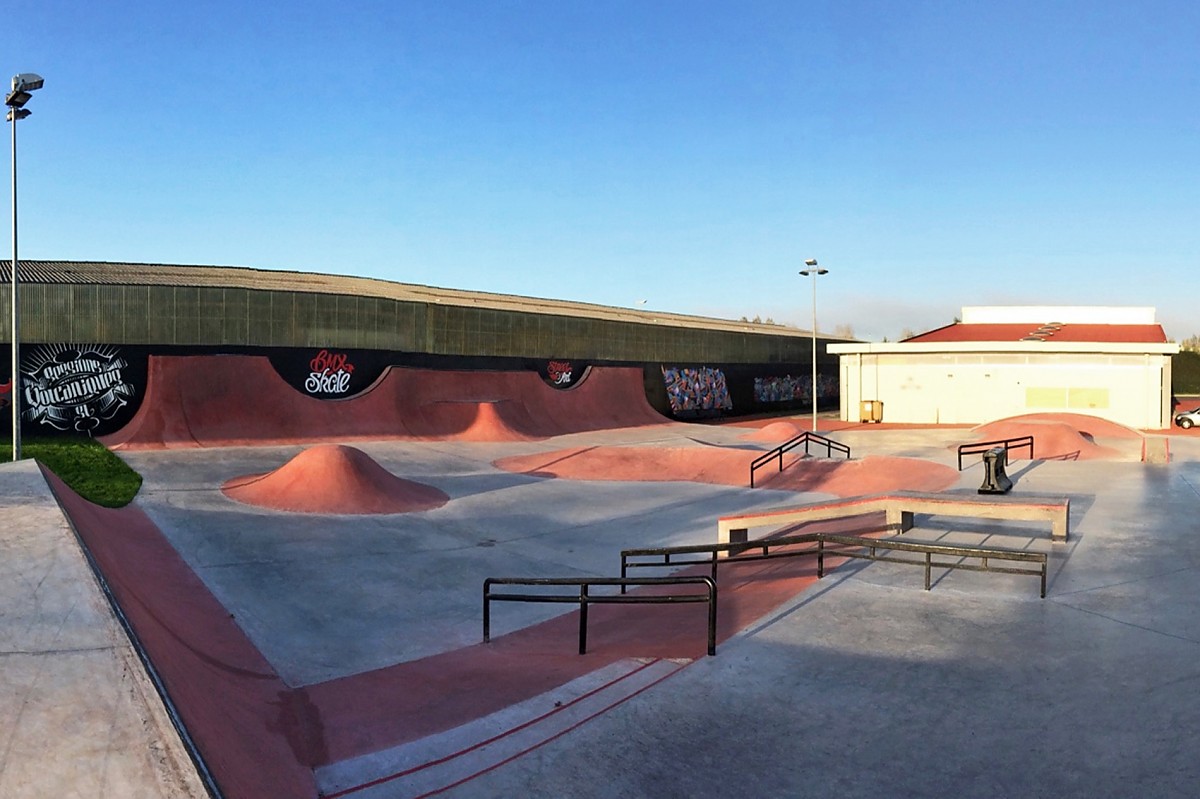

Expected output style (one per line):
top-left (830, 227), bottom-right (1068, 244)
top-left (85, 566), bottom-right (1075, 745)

top-left (304, 369), bottom-right (353, 394)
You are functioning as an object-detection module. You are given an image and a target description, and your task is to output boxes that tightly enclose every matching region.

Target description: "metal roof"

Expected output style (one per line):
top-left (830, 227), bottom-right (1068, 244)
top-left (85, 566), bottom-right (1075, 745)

top-left (0, 260), bottom-right (847, 341)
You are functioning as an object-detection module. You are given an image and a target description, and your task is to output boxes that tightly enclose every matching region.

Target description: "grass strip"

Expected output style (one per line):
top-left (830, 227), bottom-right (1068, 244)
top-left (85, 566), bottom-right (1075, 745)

top-left (2, 435), bottom-right (142, 507)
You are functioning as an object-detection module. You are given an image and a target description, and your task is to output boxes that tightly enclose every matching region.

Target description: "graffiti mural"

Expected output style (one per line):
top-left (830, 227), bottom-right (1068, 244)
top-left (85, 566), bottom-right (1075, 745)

top-left (547, 360), bottom-right (573, 386)
top-left (268, 347), bottom-right (391, 399)
top-left (304, 349), bottom-right (356, 395)
top-left (753, 374), bottom-right (839, 405)
top-left (662, 366), bottom-right (733, 414)
top-left (21, 344), bottom-right (137, 434)
top-left (0, 379), bottom-right (10, 413)
top-left (537, 359), bottom-right (591, 390)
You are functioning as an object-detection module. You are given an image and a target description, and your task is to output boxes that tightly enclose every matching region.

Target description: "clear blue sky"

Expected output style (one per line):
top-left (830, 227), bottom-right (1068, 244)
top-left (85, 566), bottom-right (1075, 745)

top-left (10, 1), bottom-right (1200, 341)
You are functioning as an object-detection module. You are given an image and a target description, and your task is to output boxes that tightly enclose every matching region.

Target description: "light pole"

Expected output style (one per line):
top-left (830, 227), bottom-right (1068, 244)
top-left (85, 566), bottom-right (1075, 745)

top-left (799, 258), bottom-right (828, 432)
top-left (6, 73), bottom-right (44, 461)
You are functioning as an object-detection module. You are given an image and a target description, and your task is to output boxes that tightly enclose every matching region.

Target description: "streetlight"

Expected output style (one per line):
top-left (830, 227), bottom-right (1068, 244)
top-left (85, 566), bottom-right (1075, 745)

top-left (6, 72), bottom-right (44, 461)
top-left (799, 258), bottom-right (828, 432)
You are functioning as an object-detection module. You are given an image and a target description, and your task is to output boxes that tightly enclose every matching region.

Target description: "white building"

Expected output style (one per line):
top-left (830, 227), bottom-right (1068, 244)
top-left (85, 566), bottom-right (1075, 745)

top-left (829, 306), bottom-right (1179, 430)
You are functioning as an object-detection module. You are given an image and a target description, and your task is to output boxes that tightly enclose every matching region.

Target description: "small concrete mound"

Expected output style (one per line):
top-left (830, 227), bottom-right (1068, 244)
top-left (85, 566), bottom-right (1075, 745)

top-left (222, 445), bottom-right (449, 514)
top-left (982, 412), bottom-right (1143, 439)
top-left (740, 421), bottom-right (805, 442)
top-left (493, 447), bottom-right (957, 496)
top-left (971, 417), bottom-right (1122, 461)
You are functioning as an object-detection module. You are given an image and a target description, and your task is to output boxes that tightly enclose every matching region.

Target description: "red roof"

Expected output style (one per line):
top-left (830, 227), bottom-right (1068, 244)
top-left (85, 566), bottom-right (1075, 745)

top-left (905, 323), bottom-right (1168, 344)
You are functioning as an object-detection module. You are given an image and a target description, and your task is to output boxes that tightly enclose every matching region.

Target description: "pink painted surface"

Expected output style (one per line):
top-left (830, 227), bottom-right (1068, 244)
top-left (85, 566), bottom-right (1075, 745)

top-left (976, 412), bottom-right (1143, 439)
top-left (42, 468), bottom-right (319, 799)
top-left (222, 445), bottom-right (450, 514)
top-left (44, 463), bottom-right (878, 798)
top-left (494, 447), bottom-right (958, 496)
top-left (740, 420), bottom-right (805, 442)
top-left (716, 416), bottom-right (971, 433)
top-left (101, 355), bottom-right (669, 449)
top-left (971, 414), bottom-right (1139, 460)
top-left (296, 513), bottom-right (881, 768)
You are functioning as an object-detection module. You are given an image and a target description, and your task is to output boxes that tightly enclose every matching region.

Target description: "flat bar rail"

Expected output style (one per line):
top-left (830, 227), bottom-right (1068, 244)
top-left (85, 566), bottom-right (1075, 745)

top-left (957, 435), bottom-right (1034, 470)
top-left (483, 576), bottom-right (718, 656)
top-left (621, 531), bottom-right (1048, 598)
top-left (750, 431), bottom-right (851, 488)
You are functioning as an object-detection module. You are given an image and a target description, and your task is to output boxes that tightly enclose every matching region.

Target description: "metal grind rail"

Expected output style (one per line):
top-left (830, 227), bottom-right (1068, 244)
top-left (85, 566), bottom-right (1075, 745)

top-left (750, 431), bottom-right (851, 488)
top-left (483, 576), bottom-right (718, 656)
top-left (958, 435), bottom-right (1034, 470)
top-left (621, 531), bottom-right (1048, 598)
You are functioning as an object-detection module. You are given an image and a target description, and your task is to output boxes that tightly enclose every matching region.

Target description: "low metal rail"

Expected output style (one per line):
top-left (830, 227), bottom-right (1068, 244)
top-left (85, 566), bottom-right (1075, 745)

top-left (750, 431), bottom-right (850, 488)
top-left (957, 435), bottom-right (1034, 471)
top-left (621, 531), bottom-right (1048, 598)
top-left (483, 576), bottom-right (718, 656)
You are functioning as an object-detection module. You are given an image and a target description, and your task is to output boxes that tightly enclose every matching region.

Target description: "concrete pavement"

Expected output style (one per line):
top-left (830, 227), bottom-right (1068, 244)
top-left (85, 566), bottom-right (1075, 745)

top-left (0, 460), bottom-right (207, 798)
top-left (7, 420), bottom-right (1200, 797)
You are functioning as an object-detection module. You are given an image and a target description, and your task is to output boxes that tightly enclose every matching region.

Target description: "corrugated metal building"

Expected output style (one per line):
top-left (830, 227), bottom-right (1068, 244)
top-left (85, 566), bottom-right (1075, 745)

top-left (0, 261), bottom-right (846, 430)
top-left (0, 261), bottom-right (831, 363)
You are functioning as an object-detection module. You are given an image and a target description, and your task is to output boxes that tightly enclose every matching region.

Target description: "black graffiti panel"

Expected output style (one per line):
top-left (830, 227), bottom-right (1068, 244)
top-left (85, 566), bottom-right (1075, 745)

top-left (268, 348), bottom-right (393, 399)
top-left (19, 344), bottom-right (149, 437)
top-left (536, 359), bottom-right (592, 390)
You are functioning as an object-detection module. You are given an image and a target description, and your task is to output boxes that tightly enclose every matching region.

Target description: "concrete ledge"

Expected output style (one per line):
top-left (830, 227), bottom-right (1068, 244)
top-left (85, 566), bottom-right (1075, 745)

top-left (719, 490), bottom-right (1070, 549)
top-left (1142, 436), bottom-right (1170, 464)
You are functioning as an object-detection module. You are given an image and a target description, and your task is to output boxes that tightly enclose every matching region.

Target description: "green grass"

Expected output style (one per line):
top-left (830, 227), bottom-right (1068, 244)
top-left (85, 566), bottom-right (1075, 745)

top-left (2, 435), bottom-right (142, 507)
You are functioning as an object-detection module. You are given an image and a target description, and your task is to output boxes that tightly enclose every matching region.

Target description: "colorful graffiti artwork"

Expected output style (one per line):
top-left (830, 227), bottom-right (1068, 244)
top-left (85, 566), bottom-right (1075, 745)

top-left (304, 349), bottom-right (356, 395)
top-left (662, 366), bottom-right (733, 414)
top-left (21, 345), bottom-right (137, 434)
top-left (0, 378), bottom-right (10, 412)
top-left (754, 374), bottom-right (839, 405)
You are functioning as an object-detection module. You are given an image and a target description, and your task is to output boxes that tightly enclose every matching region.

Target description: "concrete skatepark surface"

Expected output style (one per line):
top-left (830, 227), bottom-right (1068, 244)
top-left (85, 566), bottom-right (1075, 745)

top-left (8, 397), bottom-right (1200, 797)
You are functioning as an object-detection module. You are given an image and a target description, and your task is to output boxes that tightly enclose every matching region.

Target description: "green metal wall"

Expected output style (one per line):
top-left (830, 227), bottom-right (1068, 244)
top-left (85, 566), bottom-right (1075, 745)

top-left (0, 283), bottom-right (826, 365)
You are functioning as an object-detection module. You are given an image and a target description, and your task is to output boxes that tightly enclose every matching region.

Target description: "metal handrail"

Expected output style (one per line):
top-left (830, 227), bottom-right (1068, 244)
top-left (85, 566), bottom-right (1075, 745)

top-left (957, 435), bottom-right (1034, 470)
top-left (483, 576), bottom-right (718, 656)
top-left (749, 431), bottom-right (851, 488)
top-left (621, 530), bottom-right (1048, 598)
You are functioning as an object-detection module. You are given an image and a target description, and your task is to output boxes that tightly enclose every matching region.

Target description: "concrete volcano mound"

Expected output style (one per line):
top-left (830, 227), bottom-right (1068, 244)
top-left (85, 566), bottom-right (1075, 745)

top-left (971, 415), bottom-right (1126, 461)
top-left (222, 445), bottom-right (449, 514)
top-left (740, 421), bottom-right (805, 443)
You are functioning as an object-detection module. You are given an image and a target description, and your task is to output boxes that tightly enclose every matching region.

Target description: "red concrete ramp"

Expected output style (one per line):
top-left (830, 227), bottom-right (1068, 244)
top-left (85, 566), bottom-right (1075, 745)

top-left (495, 447), bottom-right (958, 495)
top-left (41, 468), bottom-right (318, 799)
top-left (406, 399), bottom-right (541, 441)
top-left (102, 356), bottom-right (668, 449)
top-left (972, 414), bottom-right (1134, 460)
top-left (978, 413), bottom-right (1143, 440)
top-left (222, 445), bottom-right (450, 514)
top-left (740, 421), bottom-right (804, 442)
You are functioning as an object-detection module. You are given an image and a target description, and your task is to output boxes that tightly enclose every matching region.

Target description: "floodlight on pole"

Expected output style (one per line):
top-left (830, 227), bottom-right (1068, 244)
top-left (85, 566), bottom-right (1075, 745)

top-left (7, 72), bottom-right (44, 461)
top-left (798, 259), bottom-right (829, 433)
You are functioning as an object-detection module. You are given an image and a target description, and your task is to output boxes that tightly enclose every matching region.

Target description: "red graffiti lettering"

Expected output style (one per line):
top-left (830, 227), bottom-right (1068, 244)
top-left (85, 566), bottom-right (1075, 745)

top-left (305, 350), bottom-right (356, 395)
top-left (309, 349), bottom-right (354, 375)
top-left (547, 360), bottom-right (573, 385)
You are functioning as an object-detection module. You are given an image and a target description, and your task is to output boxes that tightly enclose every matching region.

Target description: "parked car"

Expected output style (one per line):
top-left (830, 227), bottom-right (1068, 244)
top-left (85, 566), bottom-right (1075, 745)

top-left (1176, 407), bottom-right (1200, 429)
